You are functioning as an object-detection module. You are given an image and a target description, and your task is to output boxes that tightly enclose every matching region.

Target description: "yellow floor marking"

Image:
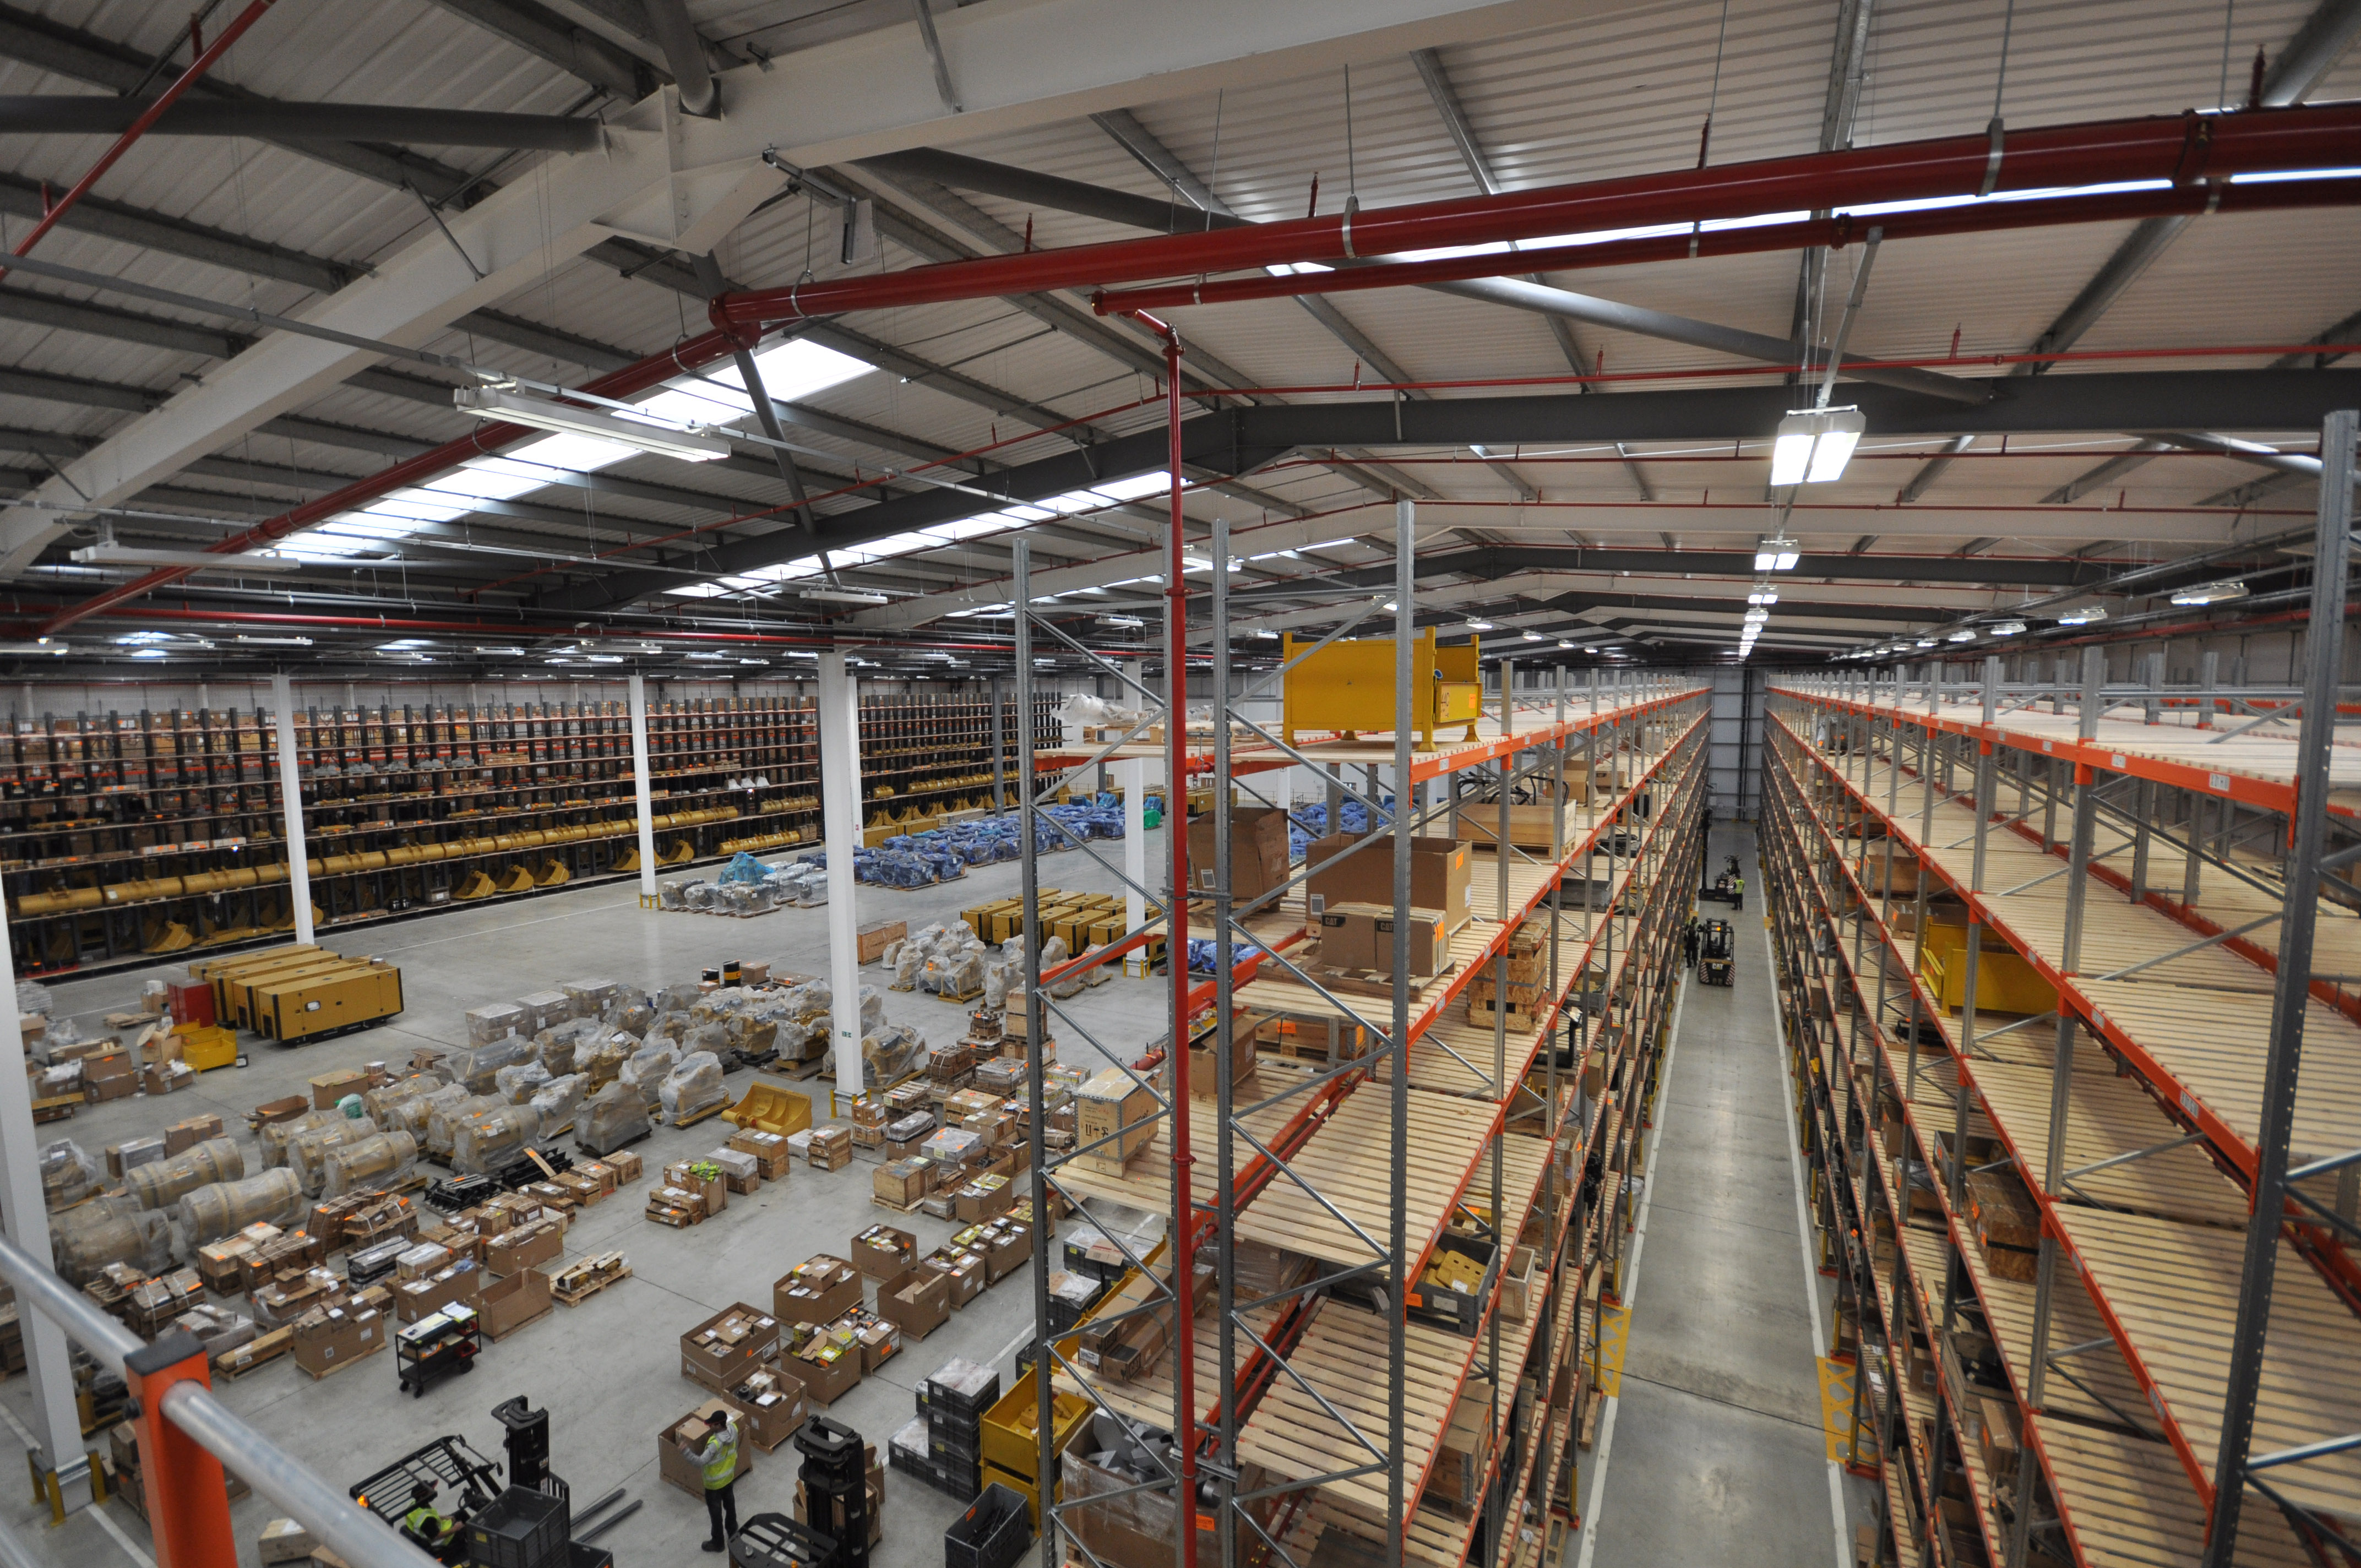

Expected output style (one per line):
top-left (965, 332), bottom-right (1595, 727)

top-left (1593, 1303), bottom-right (1630, 1398)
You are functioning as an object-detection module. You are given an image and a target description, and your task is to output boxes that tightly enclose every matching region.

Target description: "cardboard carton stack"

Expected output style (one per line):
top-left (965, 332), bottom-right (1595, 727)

top-left (681, 1303), bottom-right (781, 1394)
top-left (726, 1364), bottom-right (811, 1451)
top-left (1073, 1069), bottom-right (1158, 1176)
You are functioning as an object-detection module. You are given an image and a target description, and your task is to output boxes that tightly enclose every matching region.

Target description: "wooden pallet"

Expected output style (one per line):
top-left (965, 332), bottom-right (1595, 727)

top-left (870, 1191), bottom-right (926, 1215)
top-left (551, 1259), bottom-right (632, 1306)
top-left (1299, 957), bottom-right (1461, 1003)
top-left (939, 982), bottom-right (984, 1003)
top-left (298, 1340), bottom-right (385, 1381)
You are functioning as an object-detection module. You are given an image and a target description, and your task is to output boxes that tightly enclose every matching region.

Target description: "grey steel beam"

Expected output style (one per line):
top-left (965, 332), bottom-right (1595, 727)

top-left (0, 96), bottom-right (603, 149)
top-left (2270, 305), bottom-right (2361, 370)
top-left (2041, 439), bottom-right (2169, 504)
top-left (2152, 431), bottom-right (2325, 477)
top-left (0, 286), bottom-right (247, 358)
top-left (0, 365), bottom-right (155, 413)
top-left (0, 173), bottom-right (347, 291)
top-left (417, 0), bottom-right (647, 96)
top-left (0, 1), bottom-right (475, 199)
top-left (458, 308), bottom-right (639, 372)
top-left (538, 371), bottom-right (2361, 611)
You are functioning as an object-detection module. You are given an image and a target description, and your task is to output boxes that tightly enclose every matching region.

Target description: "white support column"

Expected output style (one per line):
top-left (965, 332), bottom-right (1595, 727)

top-left (627, 676), bottom-right (658, 901)
top-left (270, 674), bottom-right (314, 945)
top-left (0, 924), bottom-right (89, 1505)
top-left (819, 652), bottom-right (864, 1093)
top-left (1119, 758), bottom-right (1147, 974)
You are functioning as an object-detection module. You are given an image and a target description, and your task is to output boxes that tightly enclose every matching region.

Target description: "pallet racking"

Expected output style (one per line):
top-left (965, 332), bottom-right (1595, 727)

top-left (1008, 501), bottom-right (1713, 1568)
top-left (2, 688), bottom-right (1056, 973)
top-left (1756, 413), bottom-right (2359, 1568)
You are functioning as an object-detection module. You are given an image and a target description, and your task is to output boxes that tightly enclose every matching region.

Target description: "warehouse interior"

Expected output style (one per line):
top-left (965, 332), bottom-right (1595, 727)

top-left (0, 5), bottom-right (2357, 1568)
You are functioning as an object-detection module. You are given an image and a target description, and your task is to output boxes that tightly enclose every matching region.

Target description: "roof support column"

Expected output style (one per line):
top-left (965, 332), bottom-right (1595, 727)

top-left (819, 650), bottom-right (864, 1095)
top-left (270, 674), bottom-right (313, 946)
top-left (627, 674), bottom-right (657, 903)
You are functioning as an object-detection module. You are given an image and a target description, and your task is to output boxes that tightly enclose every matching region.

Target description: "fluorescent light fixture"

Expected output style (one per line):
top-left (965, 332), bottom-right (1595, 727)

top-left (0, 640), bottom-right (66, 655)
top-left (1988, 620), bottom-right (2027, 636)
top-left (738, 658), bottom-right (770, 666)
top-left (379, 639), bottom-right (432, 650)
top-left (2169, 578), bottom-right (2249, 607)
top-left (1097, 614), bottom-right (1146, 629)
top-left (1914, 638), bottom-right (1936, 647)
top-left (1383, 600), bottom-right (1398, 612)
top-left (1522, 630), bottom-right (1543, 642)
top-left (1466, 619), bottom-right (1494, 631)
top-left (1743, 607), bottom-right (1769, 623)
top-left (1253, 628), bottom-right (1278, 640)
top-left (129, 647), bottom-right (169, 659)
top-left (686, 652), bottom-right (728, 662)
top-left (1558, 640), bottom-right (1575, 649)
top-left (472, 645), bottom-right (526, 656)
top-left (2057, 605), bottom-right (2108, 625)
top-left (799, 587), bottom-right (891, 606)
top-left (1769, 406), bottom-right (1865, 485)
top-left (69, 544), bottom-right (303, 573)
top-left (1947, 628), bottom-right (1977, 642)
top-left (1747, 590), bottom-right (1778, 606)
top-left (454, 385), bottom-right (731, 464)
top-left (235, 634), bottom-right (314, 646)
top-left (1754, 536), bottom-right (1801, 571)
top-left (583, 654), bottom-right (625, 664)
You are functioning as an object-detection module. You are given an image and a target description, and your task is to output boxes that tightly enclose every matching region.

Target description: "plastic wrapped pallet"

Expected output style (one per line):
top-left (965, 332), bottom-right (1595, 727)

top-left (362, 1072), bottom-right (445, 1126)
top-left (619, 1042), bottom-right (679, 1107)
top-left (683, 1021), bottom-right (731, 1058)
top-left (515, 990), bottom-right (572, 1035)
top-left (659, 1051), bottom-right (726, 1124)
top-left (684, 881), bottom-right (718, 912)
top-left (53, 1197), bottom-right (171, 1283)
top-left (658, 878), bottom-right (691, 910)
top-left (561, 978), bottom-right (621, 1016)
top-left (287, 1117), bottom-right (379, 1197)
top-left (579, 1034), bottom-right (632, 1092)
top-left (725, 1012), bottom-right (778, 1054)
top-left (178, 1169), bottom-right (304, 1245)
top-left (574, 1082), bottom-right (647, 1156)
top-left (389, 1081), bottom-right (469, 1144)
top-left (425, 1093), bottom-right (503, 1163)
top-left (450, 1037), bottom-right (530, 1096)
top-left (452, 1105), bottom-right (538, 1175)
top-left (603, 998), bottom-right (654, 1036)
top-left (656, 982), bottom-right (703, 1014)
top-left (258, 1108), bottom-right (336, 1170)
top-left (527, 1073), bottom-right (586, 1139)
top-left (123, 1137), bottom-right (243, 1210)
top-left (863, 1023), bottom-right (924, 1087)
top-left (464, 1001), bottom-right (526, 1046)
top-left (319, 1132), bottom-right (420, 1198)
top-left (721, 883), bottom-right (772, 915)
top-left (39, 1141), bottom-right (99, 1210)
top-left (536, 1016), bottom-right (605, 1076)
top-left (496, 1062), bottom-right (553, 1104)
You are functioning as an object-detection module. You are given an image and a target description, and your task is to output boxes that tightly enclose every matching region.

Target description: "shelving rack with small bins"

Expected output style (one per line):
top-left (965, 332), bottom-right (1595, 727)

top-left (0, 687), bottom-right (1058, 974)
top-left (1760, 420), bottom-right (2360, 1568)
top-left (1007, 504), bottom-right (1712, 1568)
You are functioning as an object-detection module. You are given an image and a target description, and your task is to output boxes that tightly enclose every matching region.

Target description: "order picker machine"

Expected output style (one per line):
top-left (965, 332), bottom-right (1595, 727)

top-left (1699, 854), bottom-right (1745, 911)
top-left (353, 1397), bottom-right (632, 1568)
top-left (1698, 919), bottom-right (1736, 987)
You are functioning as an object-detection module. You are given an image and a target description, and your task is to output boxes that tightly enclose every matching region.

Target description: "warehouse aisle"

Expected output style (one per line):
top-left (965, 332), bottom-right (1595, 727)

top-left (1577, 829), bottom-right (1854, 1568)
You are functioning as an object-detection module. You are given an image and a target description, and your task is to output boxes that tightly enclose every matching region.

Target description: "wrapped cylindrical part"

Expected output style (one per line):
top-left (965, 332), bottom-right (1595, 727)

top-left (450, 1038), bottom-right (529, 1095)
top-left (574, 1082), bottom-right (646, 1152)
top-left (659, 1051), bottom-right (726, 1123)
top-left (53, 1200), bottom-right (171, 1283)
top-left (528, 1073), bottom-right (586, 1139)
top-left (389, 1082), bottom-right (469, 1144)
top-left (258, 1108), bottom-right (337, 1170)
top-left (319, 1131), bottom-right (419, 1198)
top-left (496, 1063), bottom-right (552, 1104)
top-left (453, 1105), bottom-right (538, 1174)
top-left (39, 1140), bottom-right (99, 1210)
top-left (426, 1094), bottom-right (503, 1162)
top-left (178, 1168), bottom-right (304, 1245)
top-left (287, 1116), bottom-right (379, 1197)
top-left (361, 1072), bottom-right (445, 1126)
top-left (124, 1137), bottom-right (243, 1210)
top-left (619, 1043), bottom-right (678, 1107)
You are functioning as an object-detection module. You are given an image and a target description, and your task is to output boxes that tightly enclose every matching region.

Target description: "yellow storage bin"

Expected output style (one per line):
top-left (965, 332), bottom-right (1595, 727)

top-left (981, 1369), bottom-right (1091, 1486)
top-left (1281, 625), bottom-right (1482, 750)
top-left (1917, 922), bottom-right (2058, 1016)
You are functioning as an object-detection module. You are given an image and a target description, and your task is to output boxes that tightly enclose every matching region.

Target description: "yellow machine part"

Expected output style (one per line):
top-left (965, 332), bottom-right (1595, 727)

top-left (494, 863), bottom-right (536, 895)
top-left (142, 919), bottom-right (195, 955)
top-left (175, 1026), bottom-right (238, 1071)
top-left (1281, 627), bottom-right (1482, 750)
top-left (659, 839), bottom-right (695, 866)
top-left (535, 859), bottom-right (570, 888)
top-left (721, 1080), bottom-right (813, 1137)
top-left (256, 961), bottom-right (402, 1043)
top-left (453, 869), bottom-right (498, 900)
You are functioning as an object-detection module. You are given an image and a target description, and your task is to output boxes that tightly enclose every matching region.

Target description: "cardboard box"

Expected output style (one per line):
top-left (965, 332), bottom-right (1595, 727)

top-left (875, 1266), bottom-right (951, 1341)
top-left (923, 1247), bottom-right (987, 1307)
top-left (791, 1337), bottom-right (862, 1404)
top-left (290, 1303), bottom-right (384, 1379)
top-left (1428, 1380), bottom-right (1494, 1506)
top-left (851, 1224), bottom-right (916, 1280)
top-left (307, 1069), bottom-right (370, 1111)
top-left (775, 1256), bottom-right (862, 1326)
top-left (1074, 1069), bottom-right (1158, 1174)
top-left (1376, 909), bottom-right (1449, 977)
top-left (1305, 834), bottom-right (1472, 931)
top-left (1316, 903), bottom-right (1378, 971)
top-left (955, 1174), bottom-right (1014, 1223)
top-left (1188, 807), bottom-right (1292, 900)
top-left (725, 1364), bottom-right (810, 1452)
top-left (681, 1302), bottom-right (781, 1393)
top-left (165, 1114), bottom-right (226, 1156)
top-left (258, 1519), bottom-right (317, 1565)
top-left (476, 1267), bottom-right (552, 1340)
top-left (660, 1399), bottom-right (752, 1496)
top-left (394, 1263), bottom-right (482, 1325)
top-left (485, 1220), bottom-right (564, 1278)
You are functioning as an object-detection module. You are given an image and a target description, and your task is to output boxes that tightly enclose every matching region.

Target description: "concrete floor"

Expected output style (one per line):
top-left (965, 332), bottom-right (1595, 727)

top-left (1577, 829), bottom-right (1873, 1568)
top-left (7, 846), bottom-right (1162, 1568)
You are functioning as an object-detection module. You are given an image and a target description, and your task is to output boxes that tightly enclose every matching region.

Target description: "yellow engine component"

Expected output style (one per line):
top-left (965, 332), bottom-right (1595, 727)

top-left (1281, 626), bottom-right (1482, 750)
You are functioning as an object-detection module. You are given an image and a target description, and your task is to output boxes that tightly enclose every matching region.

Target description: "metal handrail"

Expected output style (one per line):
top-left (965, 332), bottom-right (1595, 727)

top-left (0, 1232), bottom-right (433, 1568)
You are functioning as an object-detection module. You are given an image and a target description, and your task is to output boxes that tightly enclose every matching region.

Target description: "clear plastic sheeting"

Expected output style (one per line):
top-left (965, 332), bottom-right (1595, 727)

top-left (574, 1082), bottom-right (648, 1155)
top-left (579, 1034), bottom-right (632, 1091)
top-left (287, 1117), bottom-right (380, 1197)
top-left (659, 1050), bottom-right (726, 1124)
top-left (39, 1140), bottom-right (99, 1210)
top-left (562, 978), bottom-right (622, 1016)
top-left (425, 1094), bottom-right (503, 1162)
top-left (619, 1042), bottom-right (679, 1107)
top-left (124, 1138), bottom-right (243, 1210)
top-left (178, 1169), bottom-right (304, 1245)
top-left (537, 1016), bottom-right (606, 1075)
top-left (319, 1131), bottom-right (419, 1198)
top-left (389, 1081), bottom-right (469, 1144)
top-left (53, 1197), bottom-right (171, 1283)
top-left (15, 979), bottom-right (52, 1018)
top-left (363, 1072), bottom-right (447, 1126)
top-left (450, 1037), bottom-right (530, 1095)
top-left (464, 1001), bottom-right (526, 1046)
top-left (864, 1023), bottom-right (924, 1087)
top-left (656, 982), bottom-right (702, 1014)
top-left (452, 1105), bottom-right (538, 1175)
top-left (658, 878), bottom-right (692, 910)
top-left (604, 999), bottom-right (655, 1037)
top-left (496, 1063), bottom-right (553, 1104)
top-left (257, 1109), bottom-right (337, 1170)
top-left (527, 1073), bottom-right (587, 1139)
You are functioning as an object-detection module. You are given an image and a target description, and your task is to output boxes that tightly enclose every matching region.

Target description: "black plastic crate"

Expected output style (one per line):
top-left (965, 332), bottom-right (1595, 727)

top-left (1404, 1233), bottom-right (1497, 1335)
top-left (465, 1487), bottom-right (569, 1568)
top-left (566, 1546), bottom-right (612, 1568)
top-left (945, 1483), bottom-right (1031, 1568)
top-left (919, 1360), bottom-right (1001, 1423)
top-left (927, 1424), bottom-right (982, 1466)
top-left (891, 1445), bottom-right (978, 1501)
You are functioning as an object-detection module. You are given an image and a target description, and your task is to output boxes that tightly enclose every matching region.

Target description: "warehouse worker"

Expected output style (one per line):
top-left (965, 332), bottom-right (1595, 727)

top-left (686, 1408), bottom-right (741, 1552)
top-left (401, 1482), bottom-right (454, 1554)
top-left (1682, 921), bottom-right (1700, 971)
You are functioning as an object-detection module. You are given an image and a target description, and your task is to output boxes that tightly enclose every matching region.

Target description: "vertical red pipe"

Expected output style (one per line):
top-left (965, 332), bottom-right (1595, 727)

top-left (0, 0), bottom-right (274, 281)
top-left (1155, 319), bottom-right (1201, 1568)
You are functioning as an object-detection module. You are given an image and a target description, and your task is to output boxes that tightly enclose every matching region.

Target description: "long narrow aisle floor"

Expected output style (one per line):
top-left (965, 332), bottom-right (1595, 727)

top-left (1579, 828), bottom-right (1867, 1567)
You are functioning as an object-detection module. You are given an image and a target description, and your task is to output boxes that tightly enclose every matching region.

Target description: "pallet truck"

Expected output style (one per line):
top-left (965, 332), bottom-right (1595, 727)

top-left (1699, 854), bottom-right (1745, 911)
top-left (1698, 919), bottom-right (1736, 987)
top-left (352, 1396), bottom-right (632, 1566)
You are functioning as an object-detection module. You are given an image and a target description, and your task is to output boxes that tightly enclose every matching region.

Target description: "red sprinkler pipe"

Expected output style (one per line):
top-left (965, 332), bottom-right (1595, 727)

top-left (1, 0), bottom-right (274, 283)
top-left (1093, 174), bottom-right (2361, 314)
top-left (710, 105), bottom-right (2361, 332)
top-left (1135, 307), bottom-right (1203, 1568)
top-left (40, 328), bottom-right (738, 636)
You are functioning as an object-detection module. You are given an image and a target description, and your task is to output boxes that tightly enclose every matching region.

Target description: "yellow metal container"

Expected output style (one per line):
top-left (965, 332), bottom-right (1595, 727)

top-left (1281, 627), bottom-right (1482, 749)
top-left (980, 1369), bottom-right (1091, 1486)
top-left (173, 1025), bottom-right (238, 1071)
top-left (1916, 922), bottom-right (2058, 1016)
top-left (254, 961), bottom-right (404, 1043)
